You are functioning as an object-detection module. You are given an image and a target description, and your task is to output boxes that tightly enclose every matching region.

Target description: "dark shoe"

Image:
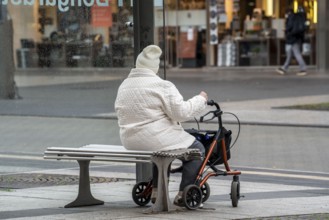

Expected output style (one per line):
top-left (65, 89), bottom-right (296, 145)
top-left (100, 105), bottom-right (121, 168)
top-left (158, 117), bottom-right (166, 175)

top-left (173, 195), bottom-right (184, 207)
top-left (296, 71), bottom-right (307, 76)
top-left (276, 68), bottom-right (286, 75)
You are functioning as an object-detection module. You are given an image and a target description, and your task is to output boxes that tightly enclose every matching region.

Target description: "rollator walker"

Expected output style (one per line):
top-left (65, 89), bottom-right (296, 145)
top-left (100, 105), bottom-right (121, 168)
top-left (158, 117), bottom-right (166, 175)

top-left (132, 100), bottom-right (242, 210)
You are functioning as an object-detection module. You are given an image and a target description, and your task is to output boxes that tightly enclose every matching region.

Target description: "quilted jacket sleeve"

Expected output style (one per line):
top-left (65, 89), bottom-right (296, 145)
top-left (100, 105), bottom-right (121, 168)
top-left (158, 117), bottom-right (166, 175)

top-left (162, 81), bottom-right (207, 122)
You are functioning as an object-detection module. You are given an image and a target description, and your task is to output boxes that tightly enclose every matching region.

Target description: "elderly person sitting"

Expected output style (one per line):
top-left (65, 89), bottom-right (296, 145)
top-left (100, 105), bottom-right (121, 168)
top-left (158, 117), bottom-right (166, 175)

top-left (114, 45), bottom-right (207, 206)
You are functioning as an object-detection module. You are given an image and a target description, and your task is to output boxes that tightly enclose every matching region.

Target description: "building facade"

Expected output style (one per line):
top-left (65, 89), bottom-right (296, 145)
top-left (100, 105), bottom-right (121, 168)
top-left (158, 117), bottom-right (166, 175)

top-left (0, 0), bottom-right (323, 69)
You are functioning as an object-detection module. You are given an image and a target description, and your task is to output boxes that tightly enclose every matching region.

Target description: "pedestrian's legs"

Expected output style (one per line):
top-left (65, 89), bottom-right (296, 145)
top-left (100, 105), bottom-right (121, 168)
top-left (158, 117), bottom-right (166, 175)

top-left (174, 140), bottom-right (205, 206)
top-left (179, 140), bottom-right (205, 191)
top-left (152, 163), bottom-right (158, 187)
top-left (292, 43), bottom-right (307, 71)
top-left (282, 44), bottom-right (293, 71)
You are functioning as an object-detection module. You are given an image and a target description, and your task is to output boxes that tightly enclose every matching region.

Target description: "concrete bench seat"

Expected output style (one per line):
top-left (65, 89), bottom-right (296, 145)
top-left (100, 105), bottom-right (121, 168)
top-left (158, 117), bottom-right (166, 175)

top-left (44, 144), bottom-right (152, 163)
top-left (44, 144), bottom-right (201, 212)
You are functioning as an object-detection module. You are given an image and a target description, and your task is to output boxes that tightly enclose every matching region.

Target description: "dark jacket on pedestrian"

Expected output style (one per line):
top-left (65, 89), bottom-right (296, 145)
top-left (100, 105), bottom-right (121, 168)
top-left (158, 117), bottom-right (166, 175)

top-left (285, 12), bottom-right (305, 45)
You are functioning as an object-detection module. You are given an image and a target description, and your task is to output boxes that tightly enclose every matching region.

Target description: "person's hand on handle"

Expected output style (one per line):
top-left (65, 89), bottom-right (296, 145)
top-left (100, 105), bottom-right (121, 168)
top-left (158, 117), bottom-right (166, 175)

top-left (199, 91), bottom-right (208, 101)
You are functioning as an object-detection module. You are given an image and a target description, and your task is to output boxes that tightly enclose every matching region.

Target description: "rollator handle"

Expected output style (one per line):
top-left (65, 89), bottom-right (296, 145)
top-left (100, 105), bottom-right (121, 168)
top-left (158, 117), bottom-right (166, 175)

top-left (207, 100), bottom-right (215, 106)
top-left (207, 100), bottom-right (220, 110)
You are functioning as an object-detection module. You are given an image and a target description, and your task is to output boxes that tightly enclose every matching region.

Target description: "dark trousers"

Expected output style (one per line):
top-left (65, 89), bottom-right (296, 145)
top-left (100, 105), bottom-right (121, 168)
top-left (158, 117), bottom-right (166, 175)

top-left (152, 140), bottom-right (205, 191)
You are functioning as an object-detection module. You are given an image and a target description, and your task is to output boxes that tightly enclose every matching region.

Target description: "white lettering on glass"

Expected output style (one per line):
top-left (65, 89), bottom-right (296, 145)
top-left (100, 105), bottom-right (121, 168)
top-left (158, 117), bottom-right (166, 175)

top-left (45, 0), bottom-right (56, 6)
top-left (1, 0), bottom-right (109, 12)
top-left (83, 0), bottom-right (94, 7)
top-left (11, 0), bottom-right (22, 5)
top-left (96, 0), bottom-right (108, 6)
top-left (77, 0), bottom-right (82, 6)
top-left (23, 0), bottom-right (34, 6)
top-left (58, 0), bottom-right (69, 12)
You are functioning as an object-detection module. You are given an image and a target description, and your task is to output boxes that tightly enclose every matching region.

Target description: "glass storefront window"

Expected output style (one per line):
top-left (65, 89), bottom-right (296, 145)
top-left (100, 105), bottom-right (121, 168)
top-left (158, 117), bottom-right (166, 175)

top-left (0, 1), bottom-right (162, 150)
top-left (2, 0), bottom-right (319, 70)
top-left (5, 0), bottom-right (135, 68)
top-left (160, 0), bottom-right (318, 68)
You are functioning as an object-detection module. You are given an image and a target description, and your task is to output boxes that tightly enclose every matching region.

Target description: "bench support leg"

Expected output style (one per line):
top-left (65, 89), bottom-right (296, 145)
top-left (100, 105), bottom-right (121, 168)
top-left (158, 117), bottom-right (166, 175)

top-left (144, 156), bottom-right (177, 213)
top-left (65, 160), bottom-right (104, 208)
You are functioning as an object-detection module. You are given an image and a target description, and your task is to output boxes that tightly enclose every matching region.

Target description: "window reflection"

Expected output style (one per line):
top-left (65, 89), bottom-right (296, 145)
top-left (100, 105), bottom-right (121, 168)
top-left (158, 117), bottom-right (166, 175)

top-left (11, 3), bottom-right (134, 68)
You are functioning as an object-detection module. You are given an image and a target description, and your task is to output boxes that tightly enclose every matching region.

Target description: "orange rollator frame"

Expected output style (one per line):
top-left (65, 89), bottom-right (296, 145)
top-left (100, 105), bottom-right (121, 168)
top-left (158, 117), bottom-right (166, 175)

top-left (197, 137), bottom-right (241, 187)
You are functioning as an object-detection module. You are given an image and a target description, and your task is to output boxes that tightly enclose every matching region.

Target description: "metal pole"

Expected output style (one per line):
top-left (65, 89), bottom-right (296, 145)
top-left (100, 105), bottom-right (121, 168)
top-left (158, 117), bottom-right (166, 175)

top-left (0, 6), bottom-right (16, 99)
top-left (316, 0), bottom-right (329, 72)
top-left (162, 0), bottom-right (166, 80)
top-left (133, 0), bottom-right (154, 183)
top-left (175, 0), bottom-right (180, 67)
top-left (133, 0), bottom-right (140, 63)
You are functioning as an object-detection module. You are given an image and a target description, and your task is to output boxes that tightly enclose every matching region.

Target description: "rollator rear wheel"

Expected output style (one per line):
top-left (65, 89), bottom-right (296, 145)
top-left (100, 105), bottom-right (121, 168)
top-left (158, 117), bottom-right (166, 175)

top-left (200, 182), bottom-right (210, 203)
top-left (230, 180), bottom-right (240, 207)
top-left (132, 181), bottom-right (151, 206)
top-left (183, 184), bottom-right (202, 210)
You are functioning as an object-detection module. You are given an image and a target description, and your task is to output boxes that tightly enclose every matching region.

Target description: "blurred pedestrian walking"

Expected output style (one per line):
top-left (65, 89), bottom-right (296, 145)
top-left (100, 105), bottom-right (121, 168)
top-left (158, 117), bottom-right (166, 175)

top-left (276, 7), bottom-right (307, 76)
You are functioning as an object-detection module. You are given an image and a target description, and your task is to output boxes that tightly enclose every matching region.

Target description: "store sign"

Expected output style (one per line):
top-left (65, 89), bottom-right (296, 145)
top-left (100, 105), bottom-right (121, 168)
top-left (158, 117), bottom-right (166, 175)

top-left (209, 0), bottom-right (218, 45)
top-left (92, 1), bottom-right (112, 27)
top-left (1, 0), bottom-right (110, 12)
top-left (178, 29), bottom-right (197, 59)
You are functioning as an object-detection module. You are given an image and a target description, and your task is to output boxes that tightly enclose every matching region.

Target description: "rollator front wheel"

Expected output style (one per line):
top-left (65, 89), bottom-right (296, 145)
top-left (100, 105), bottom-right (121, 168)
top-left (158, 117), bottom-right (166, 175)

top-left (183, 184), bottom-right (202, 210)
top-left (132, 181), bottom-right (151, 206)
top-left (230, 180), bottom-right (240, 207)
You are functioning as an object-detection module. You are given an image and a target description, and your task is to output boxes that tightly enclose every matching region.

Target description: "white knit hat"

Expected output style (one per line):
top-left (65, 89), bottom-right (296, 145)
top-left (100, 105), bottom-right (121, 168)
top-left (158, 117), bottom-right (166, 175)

top-left (136, 45), bottom-right (162, 74)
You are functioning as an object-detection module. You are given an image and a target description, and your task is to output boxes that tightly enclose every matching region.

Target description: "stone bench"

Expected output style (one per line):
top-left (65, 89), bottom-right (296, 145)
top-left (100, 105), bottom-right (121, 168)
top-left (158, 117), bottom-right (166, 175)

top-left (44, 144), bottom-right (201, 212)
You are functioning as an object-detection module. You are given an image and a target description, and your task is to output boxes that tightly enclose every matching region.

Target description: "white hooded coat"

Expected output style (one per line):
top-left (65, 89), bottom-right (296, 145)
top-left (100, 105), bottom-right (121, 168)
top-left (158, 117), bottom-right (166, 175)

top-left (114, 68), bottom-right (207, 151)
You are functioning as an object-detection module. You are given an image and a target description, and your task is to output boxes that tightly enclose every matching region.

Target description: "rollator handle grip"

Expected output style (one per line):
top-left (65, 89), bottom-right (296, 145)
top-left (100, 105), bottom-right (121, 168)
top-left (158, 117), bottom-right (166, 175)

top-left (207, 100), bottom-right (215, 106)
